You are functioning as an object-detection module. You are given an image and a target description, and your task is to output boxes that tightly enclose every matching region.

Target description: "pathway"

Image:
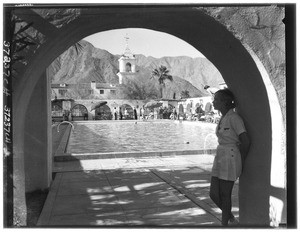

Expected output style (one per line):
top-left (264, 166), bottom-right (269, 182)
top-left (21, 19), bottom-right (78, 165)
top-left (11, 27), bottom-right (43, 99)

top-left (38, 154), bottom-right (239, 227)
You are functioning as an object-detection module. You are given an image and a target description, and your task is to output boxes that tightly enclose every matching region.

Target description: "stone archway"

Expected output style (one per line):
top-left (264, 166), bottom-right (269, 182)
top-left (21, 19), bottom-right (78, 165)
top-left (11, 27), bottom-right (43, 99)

top-left (70, 104), bottom-right (88, 121)
top-left (204, 102), bottom-right (213, 114)
top-left (186, 103), bottom-right (192, 115)
top-left (120, 104), bottom-right (134, 119)
top-left (178, 104), bottom-right (184, 114)
top-left (11, 6), bottom-right (285, 226)
top-left (95, 105), bottom-right (112, 120)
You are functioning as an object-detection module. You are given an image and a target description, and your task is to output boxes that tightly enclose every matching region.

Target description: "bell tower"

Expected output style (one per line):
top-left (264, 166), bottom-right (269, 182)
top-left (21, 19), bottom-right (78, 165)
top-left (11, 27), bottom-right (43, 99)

top-left (117, 34), bottom-right (137, 84)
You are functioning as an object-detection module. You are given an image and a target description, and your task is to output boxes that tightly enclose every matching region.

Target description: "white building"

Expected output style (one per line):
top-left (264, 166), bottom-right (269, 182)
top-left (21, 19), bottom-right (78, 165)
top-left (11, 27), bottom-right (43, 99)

top-left (117, 35), bottom-right (137, 84)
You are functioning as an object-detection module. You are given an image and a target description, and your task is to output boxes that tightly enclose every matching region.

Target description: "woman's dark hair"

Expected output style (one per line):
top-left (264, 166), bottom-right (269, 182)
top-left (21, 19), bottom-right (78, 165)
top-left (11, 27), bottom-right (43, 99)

top-left (215, 88), bottom-right (236, 109)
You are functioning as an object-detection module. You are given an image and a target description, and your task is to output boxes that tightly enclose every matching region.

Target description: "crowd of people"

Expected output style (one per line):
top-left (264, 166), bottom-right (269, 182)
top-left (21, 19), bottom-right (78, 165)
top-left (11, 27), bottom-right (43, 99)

top-left (97, 103), bottom-right (220, 123)
top-left (55, 99), bottom-right (220, 123)
top-left (112, 106), bottom-right (171, 120)
top-left (168, 105), bottom-right (220, 124)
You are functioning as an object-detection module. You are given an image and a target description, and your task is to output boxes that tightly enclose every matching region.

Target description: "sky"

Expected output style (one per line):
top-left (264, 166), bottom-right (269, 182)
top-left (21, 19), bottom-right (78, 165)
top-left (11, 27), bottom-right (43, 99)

top-left (84, 28), bottom-right (205, 58)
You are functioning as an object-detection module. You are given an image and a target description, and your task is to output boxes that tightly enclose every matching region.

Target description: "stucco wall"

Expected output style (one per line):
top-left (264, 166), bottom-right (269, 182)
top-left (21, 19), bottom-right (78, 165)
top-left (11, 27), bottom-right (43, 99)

top-left (24, 72), bottom-right (52, 192)
top-left (199, 6), bottom-right (285, 125)
top-left (199, 6), bottom-right (286, 226)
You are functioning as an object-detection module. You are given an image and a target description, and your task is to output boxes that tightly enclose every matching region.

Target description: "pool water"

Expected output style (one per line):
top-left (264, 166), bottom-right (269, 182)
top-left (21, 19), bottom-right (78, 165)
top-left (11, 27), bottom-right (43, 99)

top-left (67, 121), bottom-right (218, 154)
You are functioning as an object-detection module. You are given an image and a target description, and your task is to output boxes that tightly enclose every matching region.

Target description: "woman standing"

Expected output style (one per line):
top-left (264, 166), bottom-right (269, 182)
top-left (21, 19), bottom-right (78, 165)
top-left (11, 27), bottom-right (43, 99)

top-left (124, 108), bottom-right (128, 119)
top-left (210, 89), bottom-right (251, 226)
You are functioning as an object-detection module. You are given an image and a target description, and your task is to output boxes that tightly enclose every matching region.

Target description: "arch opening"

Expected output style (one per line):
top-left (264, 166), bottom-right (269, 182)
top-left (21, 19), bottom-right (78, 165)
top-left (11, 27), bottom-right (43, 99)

top-left (70, 104), bottom-right (88, 121)
top-left (11, 7), bottom-right (284, 226)
top-left (125, 62), bottom-right (132, 72)
top-left (95, 105), bottom-right (112, 120)
top-left (120, 104), bottom-right (134, 119)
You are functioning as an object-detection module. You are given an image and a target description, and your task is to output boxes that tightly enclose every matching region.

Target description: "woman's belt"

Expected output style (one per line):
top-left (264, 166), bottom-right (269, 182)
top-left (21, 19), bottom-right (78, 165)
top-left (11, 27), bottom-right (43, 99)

top-left (218, 143), bottom-right (239, 148)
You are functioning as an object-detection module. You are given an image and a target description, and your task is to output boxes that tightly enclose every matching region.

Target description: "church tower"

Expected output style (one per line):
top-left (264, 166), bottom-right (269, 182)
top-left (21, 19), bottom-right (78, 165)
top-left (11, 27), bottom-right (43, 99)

top-left (117, 34), bottom-right (137, 84)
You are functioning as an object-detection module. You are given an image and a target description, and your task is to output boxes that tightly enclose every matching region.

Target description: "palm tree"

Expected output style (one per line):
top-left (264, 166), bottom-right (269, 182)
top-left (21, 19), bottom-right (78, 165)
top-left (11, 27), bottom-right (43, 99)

top-left (180, 90), bottom-right (190, 99)
top-left (150, 65), bottom-right (173, 99)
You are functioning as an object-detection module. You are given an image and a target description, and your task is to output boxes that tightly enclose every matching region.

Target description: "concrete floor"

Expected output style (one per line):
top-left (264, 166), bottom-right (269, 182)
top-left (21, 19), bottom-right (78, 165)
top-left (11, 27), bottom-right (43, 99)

top-left (38, 154), bottom-right (239, 227)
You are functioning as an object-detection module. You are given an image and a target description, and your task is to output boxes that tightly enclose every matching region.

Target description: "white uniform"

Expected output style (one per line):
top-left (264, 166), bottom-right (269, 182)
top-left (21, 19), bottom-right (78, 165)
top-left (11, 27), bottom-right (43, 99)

top-left (211, 109), bottom-right (246, 181)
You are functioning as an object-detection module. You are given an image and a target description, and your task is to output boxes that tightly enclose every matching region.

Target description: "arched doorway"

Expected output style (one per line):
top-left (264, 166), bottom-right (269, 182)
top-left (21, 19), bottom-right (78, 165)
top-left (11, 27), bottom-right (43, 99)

top-left (120, 104), bottom-right (134, 119)
top-left (95, 105), bottom-right (112, 120)
top-left (11, 7), bottom-right (285, 226)
top-left (51, 103), bottom-right (64, 122)
top-left (204, 102), bottom-right (213, 114)
top-left (186, 103), bottom-right (192, 115)
top-left (70, 104), bottom-right (88, 121)
top-left (125, 62), bottom-right (132, 72)
top-left (179, 104), bottom-right (184, 114)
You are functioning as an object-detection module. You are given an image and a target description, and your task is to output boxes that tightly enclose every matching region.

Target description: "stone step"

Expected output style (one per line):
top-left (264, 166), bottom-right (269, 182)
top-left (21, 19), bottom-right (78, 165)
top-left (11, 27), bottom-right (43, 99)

top-left (54, 149), bottom-right (216, 162)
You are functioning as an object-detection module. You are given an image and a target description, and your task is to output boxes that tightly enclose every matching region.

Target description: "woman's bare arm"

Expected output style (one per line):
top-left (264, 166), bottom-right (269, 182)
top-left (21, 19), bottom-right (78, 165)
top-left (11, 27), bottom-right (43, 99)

top-left (239, 132), bottom-right (251, 169)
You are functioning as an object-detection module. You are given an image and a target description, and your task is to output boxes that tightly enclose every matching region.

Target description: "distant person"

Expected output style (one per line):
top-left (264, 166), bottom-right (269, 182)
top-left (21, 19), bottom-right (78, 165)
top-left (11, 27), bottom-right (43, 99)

top-left (172, 108), bottom-right (177, 120)
top-left (200, 99), bottom-right (204, 109)
top-left (209, 89), bottom-right (251, 226)
top-left (64, 110), bottom-right (70, 121)
top-left (196, 106), bottom-right (205, 119)
top-left (84, 112), bottom-right (88, 120)
top-left (154, 109), bottom-right (158, 119)
top-left (113, 107), bottom-right (117, 120)
top-left (119, 107), bottom-right (123, 120)
top-left (124, 108), bottom-right (128, 119)
top-left (169, 113), bottom-right (174, 120)
top-left (134, 107), bottom-right (138, 120)
top-left (141, 107), bottom-right (145, 120)
top-left (158, 107), bottom-right (163, 119)
top-left (148, 111), bottom-right (154, 119)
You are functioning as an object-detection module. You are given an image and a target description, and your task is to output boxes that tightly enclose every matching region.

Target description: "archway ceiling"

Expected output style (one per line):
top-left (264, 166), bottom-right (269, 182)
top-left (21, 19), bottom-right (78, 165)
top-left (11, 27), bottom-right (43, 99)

top-left (12, 6), bottom-right (252, 76)
top-left (12, 7), bottom-right (217, 63)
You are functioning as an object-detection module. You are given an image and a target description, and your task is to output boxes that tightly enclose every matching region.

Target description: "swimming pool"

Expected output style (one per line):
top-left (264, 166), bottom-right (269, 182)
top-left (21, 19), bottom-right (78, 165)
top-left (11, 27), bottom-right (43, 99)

top-left (67, 121), bottom-right (218, 154)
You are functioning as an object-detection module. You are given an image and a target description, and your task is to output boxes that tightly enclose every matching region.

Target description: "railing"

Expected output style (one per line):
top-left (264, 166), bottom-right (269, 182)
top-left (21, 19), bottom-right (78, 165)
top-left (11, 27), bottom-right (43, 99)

top-left (57, 121), bottom-right (74, 132)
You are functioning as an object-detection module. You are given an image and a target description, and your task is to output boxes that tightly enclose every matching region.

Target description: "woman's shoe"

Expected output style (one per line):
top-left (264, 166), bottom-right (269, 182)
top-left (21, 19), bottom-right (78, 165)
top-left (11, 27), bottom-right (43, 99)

top-left (228, 217), bottom-right (239, 226)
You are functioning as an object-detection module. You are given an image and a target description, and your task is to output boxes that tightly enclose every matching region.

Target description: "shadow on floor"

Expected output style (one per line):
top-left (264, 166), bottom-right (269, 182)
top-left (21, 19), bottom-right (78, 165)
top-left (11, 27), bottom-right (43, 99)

top-left (39, 168), bottom-right (224, 228)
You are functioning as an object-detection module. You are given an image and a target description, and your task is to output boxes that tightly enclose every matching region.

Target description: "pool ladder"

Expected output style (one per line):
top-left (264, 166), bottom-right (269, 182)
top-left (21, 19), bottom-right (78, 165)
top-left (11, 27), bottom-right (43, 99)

top-left (203, 133), bottom-right (217, 153)
top-left (57, 121), bottom-right (74, 132)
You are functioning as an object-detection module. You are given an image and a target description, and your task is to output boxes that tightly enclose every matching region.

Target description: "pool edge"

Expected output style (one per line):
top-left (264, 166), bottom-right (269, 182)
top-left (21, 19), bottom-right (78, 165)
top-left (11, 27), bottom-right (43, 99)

top-left (54, 149), bottom-right (217, 162)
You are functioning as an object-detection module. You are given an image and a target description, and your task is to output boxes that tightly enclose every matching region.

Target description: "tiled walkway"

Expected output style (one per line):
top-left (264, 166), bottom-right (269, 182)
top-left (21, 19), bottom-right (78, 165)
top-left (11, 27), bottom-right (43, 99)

top-left (38, 155), bottom-right (239, 227)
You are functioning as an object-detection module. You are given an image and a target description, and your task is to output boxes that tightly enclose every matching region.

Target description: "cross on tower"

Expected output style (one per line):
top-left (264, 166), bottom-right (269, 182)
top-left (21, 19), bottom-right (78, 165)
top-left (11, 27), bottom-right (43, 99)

top-left (124, 33), bottom-right (129, 45)
top-left (124, 33), bottom-right (132, 56)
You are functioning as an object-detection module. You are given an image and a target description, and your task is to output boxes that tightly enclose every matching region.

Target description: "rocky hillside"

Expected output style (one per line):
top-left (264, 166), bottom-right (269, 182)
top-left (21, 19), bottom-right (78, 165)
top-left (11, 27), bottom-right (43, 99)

top-left (134, 54), bottom-right (223, 92)
top-left (49, 40), bottom-right (224, 99)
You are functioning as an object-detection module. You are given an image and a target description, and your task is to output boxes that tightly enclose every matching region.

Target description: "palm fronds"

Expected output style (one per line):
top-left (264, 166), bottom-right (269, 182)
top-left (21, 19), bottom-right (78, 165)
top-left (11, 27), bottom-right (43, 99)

top-left (150, 65), bottom-right (173, 98)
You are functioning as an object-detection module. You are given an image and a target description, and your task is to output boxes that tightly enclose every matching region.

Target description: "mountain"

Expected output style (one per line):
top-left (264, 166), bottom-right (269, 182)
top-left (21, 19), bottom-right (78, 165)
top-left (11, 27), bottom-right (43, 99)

top-left (134, 54), bottom-right (223, 92)
top-left (49, 41), bottom-right (119, 84)
top-left (49, 40), bottom-right (224, 99)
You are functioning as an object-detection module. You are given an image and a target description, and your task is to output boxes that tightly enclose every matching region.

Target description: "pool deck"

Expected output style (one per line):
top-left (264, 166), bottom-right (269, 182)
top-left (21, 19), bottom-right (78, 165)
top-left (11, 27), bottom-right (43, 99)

top-left (42, 123), bottom-right (239, 227)
top-left (38, 153), bottom-right (239, 227)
